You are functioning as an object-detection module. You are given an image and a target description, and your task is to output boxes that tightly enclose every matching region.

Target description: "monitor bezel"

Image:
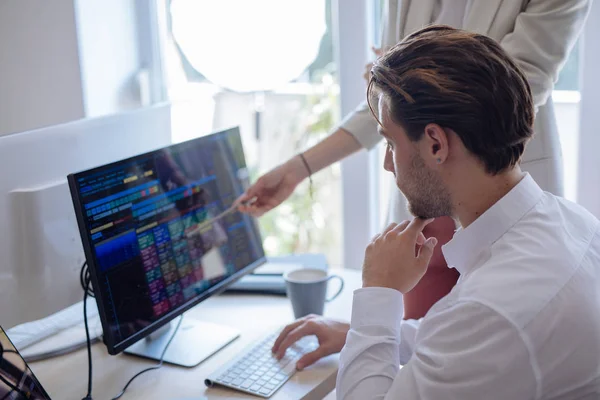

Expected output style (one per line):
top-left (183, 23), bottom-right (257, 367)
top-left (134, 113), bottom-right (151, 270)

top-left (68, 126), bottom-right (267, 355)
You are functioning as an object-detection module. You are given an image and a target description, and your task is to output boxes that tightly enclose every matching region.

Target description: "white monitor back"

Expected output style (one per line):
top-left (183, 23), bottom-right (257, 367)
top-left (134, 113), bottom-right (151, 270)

top-left (0, 104), bottom-right (172, 328)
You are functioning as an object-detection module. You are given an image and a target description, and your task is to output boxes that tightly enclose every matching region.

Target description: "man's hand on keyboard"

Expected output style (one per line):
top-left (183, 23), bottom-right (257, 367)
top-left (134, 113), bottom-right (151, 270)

top-left (272, 315), bottom-right (349, 370)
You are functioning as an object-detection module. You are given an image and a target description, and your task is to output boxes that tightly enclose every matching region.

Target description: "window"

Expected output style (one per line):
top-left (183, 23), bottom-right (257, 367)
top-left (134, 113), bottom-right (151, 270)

top-left (552, 41), bottom-right (581, 202)
top-left (555, 41), bottom-right (581, 91)
top-left (156, 0), bottom-right (343, 266)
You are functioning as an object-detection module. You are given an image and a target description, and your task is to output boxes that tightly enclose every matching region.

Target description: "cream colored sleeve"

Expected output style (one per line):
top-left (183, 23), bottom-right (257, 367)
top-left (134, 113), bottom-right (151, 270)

top-left (333, 0), bottom-right (401, 150)
top-left (499, 0), bottom-right (591, 110)
top-left (335, 103), bottom-right (380, 150)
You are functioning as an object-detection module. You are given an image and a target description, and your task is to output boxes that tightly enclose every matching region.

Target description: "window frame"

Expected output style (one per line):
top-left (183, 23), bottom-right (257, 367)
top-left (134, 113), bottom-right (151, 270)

top-left (335, 0), bottom-right (381, 268)
top-left (137, 0), bottom-right (385, 268)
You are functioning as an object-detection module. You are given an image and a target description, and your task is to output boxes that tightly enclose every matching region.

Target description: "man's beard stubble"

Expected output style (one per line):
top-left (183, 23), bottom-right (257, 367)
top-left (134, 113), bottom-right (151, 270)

top-left (402, 152), bottom-right (453, 219)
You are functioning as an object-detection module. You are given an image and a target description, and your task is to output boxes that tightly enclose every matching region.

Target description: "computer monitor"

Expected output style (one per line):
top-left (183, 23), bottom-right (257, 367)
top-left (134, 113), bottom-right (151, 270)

top-left (68, 127), bottom-right (267, 367)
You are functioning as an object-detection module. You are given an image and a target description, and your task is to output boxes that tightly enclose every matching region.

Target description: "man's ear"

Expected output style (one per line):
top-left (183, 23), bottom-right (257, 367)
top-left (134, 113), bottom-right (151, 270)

top-left (423, 123), bottom-right (449, 165)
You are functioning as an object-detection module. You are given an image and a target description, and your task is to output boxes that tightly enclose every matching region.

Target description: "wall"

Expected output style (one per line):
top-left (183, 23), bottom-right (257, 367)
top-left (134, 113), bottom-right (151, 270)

top-left (0, 105), bottom-right (172, 329)
top-left (0, 0), bottom-right (146, 137)
top-left (0, 0), bottom-right (85, 136)
top-left (74, 0), bottom-right (145, 117)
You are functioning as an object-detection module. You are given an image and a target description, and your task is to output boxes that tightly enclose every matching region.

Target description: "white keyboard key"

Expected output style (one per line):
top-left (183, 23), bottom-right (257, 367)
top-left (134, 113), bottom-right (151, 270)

top-left (206, 330), bottom-right (319, 398)
top-left (275, 372), bottom-right (287, 381)
top-left (282, 362), bottom-right (297, 376)
top-left (241, 379), bottom-right (253, 389)
top-left (232, 378), bottom-right (243, 386)
top-left (250, 384), bottom-right (261, 392)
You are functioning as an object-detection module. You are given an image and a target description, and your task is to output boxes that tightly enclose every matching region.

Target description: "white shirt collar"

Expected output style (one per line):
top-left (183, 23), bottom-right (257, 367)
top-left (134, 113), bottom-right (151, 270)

top-left (442, 173), bottom-right (544, 275)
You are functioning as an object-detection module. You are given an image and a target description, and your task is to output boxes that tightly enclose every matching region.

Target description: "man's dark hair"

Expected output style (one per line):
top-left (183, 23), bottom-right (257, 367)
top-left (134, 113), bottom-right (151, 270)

top-left (368, 25), bottom-right (534, 174)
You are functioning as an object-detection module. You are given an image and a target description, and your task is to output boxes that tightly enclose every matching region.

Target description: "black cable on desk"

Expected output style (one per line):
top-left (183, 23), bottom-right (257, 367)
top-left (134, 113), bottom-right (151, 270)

top-left (80, 261), bottom-right (93, 400)
top-left (79, 261), bottom-right (183, 400)
top-left (80, 261), bottom-right (94, 299)
top-left (111, 316), bottom-right (183, 400)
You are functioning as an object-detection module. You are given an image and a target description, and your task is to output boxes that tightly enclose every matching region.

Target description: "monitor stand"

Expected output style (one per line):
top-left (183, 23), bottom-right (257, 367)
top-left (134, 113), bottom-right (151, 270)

top-left (124, 318), bottom-right (240, 368)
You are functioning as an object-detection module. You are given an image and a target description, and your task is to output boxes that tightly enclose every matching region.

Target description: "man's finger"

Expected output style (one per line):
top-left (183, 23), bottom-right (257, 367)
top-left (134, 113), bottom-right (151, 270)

top-left (390, 220), bottom-right (411, 234)
top-left (381, 222), bottom-right (402, 237)
top-left (296, 347), bottom-right (329, 370)
top-left (404, 217), bottom-right (435, 238)
top-left (272, 320), bottom-right (305, 353)
top-left (275, 323), bottom-right (314, 360)
top-left (416, 232), bottom-right (426, 246)
top-left (382, 223), bottom-right (398, 235)
top-left (370, 232), bottom-right (382, 243)
top-left (417, 237), bottom-right (438, 266)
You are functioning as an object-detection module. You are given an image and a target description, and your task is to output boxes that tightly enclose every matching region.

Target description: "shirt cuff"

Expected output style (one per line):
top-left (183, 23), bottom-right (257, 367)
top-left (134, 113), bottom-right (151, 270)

top-left (350, 287), bottom-right (404, 333)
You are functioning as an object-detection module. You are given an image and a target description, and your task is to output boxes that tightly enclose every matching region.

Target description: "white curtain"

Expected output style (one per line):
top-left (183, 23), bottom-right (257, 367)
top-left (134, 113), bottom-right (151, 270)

top-left (577, 1), bottom-right (600, 217)
top-left (170, 0), bottom-right (326, 92)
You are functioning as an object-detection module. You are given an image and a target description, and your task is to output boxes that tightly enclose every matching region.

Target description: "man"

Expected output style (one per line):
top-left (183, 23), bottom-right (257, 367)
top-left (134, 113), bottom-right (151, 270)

top-left (241, 0), bottom-right (590, 322)
top-left (334, 25), bottom-right (600, 399)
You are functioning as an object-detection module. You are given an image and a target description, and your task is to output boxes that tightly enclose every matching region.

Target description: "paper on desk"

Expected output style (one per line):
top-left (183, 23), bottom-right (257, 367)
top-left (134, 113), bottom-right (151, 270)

top-left (19, 315), bottom-right (103, 361)
top-left (253, 263), bottom-right (303, 275)
top-left (7, 298), bottom-right (99, 350)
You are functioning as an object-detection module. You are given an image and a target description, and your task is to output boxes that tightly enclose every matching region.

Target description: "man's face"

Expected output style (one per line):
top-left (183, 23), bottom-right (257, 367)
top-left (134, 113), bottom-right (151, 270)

top-left (378, 96), bottom-right (452, 219)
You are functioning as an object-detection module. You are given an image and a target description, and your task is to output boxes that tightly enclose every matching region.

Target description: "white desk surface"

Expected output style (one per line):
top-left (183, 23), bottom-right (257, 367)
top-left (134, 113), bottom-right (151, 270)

top-left (30, 269), bottom-right (360, 400)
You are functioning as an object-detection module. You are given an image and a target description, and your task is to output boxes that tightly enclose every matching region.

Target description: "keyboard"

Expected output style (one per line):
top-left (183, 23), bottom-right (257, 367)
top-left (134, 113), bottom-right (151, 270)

top-left (205, 330), bottom-right (319, 398)
top-left (7, 298), bottom-right (100, 351)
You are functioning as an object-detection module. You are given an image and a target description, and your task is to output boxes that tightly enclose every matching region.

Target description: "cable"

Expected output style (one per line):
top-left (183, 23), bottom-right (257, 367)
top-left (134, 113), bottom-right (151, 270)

top-left (110, 316), bottom-right (183, 400)
top-left (19, 266), bottom-right (100, 362)
top-left (80, 262), bottom-right (95, 298)
top-left (79, 261), bottom-right (183, 399)
top-left (80, 261), bottom-right (93, 400)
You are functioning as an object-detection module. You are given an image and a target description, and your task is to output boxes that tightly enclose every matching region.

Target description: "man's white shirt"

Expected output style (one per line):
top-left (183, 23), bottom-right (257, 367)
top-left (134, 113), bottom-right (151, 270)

top-left (337, 174), bottom-right (600, 399)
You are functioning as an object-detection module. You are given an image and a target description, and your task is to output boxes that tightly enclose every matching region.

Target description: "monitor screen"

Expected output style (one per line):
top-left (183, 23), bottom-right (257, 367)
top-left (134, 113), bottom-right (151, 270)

top-left (1, 327), bottom-right (51, 400)
top-left (69, 127), bottom-right (265, 353)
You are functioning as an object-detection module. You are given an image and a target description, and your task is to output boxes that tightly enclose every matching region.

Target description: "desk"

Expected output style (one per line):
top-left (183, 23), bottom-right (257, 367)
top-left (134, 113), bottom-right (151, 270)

top-left (30, 269), bottom-right (360, 400)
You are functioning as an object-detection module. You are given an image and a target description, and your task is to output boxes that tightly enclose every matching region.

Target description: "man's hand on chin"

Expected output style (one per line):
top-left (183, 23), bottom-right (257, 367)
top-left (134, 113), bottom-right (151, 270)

top-left (362, 218), bottom-right (438, 294)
